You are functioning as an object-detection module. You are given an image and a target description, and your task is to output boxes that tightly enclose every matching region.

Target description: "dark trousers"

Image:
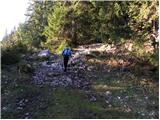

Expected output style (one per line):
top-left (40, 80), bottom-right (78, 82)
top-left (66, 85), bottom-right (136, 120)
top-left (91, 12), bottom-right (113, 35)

top-left (63, 55), bottom-right (69, 72)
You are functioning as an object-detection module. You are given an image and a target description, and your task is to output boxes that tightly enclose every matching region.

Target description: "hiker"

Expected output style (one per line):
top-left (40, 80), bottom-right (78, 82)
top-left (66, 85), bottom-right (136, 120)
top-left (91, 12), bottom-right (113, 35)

top-left (62, 47), bottom-right (72, 72)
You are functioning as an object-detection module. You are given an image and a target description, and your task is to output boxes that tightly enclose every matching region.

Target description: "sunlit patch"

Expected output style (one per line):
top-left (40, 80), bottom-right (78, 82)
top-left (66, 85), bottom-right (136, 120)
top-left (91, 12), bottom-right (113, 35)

top-left (138, 79), bottom-right (158, 92)
top-left (92, 84), bottom-right (124, 91)
top-left (105, 107), bottom-right (132, 113)
top-left (85, 55), bottom-right (131, 68)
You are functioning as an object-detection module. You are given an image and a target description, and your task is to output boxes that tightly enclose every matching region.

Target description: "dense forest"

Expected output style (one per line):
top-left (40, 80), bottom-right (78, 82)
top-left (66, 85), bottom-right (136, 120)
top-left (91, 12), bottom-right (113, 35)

top-left (1, 0), bottom-right (159, 119)
top-left (1, 1), bottom-right (159, 62)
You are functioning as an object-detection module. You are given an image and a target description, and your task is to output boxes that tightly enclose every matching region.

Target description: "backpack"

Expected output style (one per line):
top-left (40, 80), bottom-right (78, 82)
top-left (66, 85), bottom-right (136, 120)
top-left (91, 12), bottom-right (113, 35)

top-left (62, 48), bottom-right (71, 56)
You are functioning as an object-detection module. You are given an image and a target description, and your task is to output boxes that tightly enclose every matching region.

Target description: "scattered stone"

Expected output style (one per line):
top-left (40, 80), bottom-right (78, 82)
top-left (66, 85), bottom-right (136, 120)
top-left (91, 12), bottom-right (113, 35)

top-left (33, 54), bottom-right (90, 88)
top-left (10, 44), bottom-right (158, 119)
top-left (2, 107), bottom-right (7, 111)
top-left (2, 75), bottom-right (6, 78)
top-left (17, 107), bottom-right (23, 110)
top-left (134, 94), bottom-right (138, 97)
top-left (19, 99), bottom-right (24, 104)
top-left (105, 100), bottom-right (109, 104)
top-left (149, 111), bottom-right (155, 116)
top-left (87, 66), bottom-right (94, 71)
top-left (125, 107), bottom-right (131, 112)
top-left (152, 101), bottom-right (155, 105)
top-left (123, 89), bottom-right (126, 92)
top-left (137, 98), bottom-right (142, 102)
top-left (145, 96), bottom-right (148, 100)
top-left (105, 91), bottom-right (111, 96)
top-left (38, 49), bottom-right (50, 57)
top-left (25, 113), bottom-right (29, 116)
top-left (90, 96), bottom-right (97, 102)
top-left (117, 96), bottom-right (121, 99)
top-left (141, 113), bottom-right (145, 116)
top-left (66, 77), bottom-right (72, 84)
top-left (24, 116), bottom-right (29, 119)
top-left (41, 61), bottom-right (47, 66)
top-left (108, 104), bottom-right (112, 107)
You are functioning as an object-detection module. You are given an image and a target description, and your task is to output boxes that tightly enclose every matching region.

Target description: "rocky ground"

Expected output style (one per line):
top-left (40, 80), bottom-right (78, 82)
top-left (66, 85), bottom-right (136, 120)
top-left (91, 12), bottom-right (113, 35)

top-left (1, 43), bottom-right (159, 119)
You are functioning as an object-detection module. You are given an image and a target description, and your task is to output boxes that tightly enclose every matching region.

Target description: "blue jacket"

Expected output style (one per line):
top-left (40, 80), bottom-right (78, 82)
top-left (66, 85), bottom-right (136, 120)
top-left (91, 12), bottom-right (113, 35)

top-left (62, 48), bottom-right (72, 56)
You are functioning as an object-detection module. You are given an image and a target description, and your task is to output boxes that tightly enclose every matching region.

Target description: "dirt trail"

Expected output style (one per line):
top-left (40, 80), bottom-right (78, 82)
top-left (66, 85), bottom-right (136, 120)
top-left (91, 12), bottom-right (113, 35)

top-left (30, 43), bottom-right (158, 119)
top-left (32, 47), bottom-right (91, 90)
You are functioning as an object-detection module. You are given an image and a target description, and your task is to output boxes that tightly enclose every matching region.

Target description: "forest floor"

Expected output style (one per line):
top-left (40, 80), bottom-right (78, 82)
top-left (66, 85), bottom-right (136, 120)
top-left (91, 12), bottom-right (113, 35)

top-left (1, 43), bottom-right (159, 119)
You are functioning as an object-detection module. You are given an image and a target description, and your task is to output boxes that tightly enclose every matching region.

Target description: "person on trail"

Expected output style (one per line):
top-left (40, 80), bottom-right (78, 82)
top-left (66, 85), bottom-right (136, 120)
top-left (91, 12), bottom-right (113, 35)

top-left (62, 47), bottom-right (72, 72)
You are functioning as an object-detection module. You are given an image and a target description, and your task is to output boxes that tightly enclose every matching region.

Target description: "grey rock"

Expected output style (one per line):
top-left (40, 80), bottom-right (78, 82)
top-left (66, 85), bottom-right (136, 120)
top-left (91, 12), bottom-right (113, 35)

top-left (105, 91), bottom-right (111, 96)
top-left (25, 113), bottom-right (29, 116)
top-left (124, 104), bottom-right (127, 108)
top-left (152, 101), bottom-right (155, 105)
top-left (17, 107), bottom-right (23, 110)
top-left (2, 107), bottom-right (7, 111)
top-left (90, 96), bottom-right (96, 102)
top-left (38, 49), bottom-right (50, 57)
top-left (41, 61), bottom-right (47, 66)
top-left (105, 100), bottom-right (109, 104)
top-left (32, 50), bottom-right (90, 90)
top-left (19, 99), bottom-right (24, 104)
top-left (149, 111), bottom-right (155, 116)
top-left (25, 99), bottom-right (28, 102)
top-left (108, 104), bottom-right (112, 107)
top-left (24, 116), bottom-right (29, 119)
top-left (141, 113), bottom-right (145, 116)
top-left (2, 75), bottom-right (6, 78)
top-left (145, 96), bottom-right (148, 100)
top-left (66, 77), bottom-right (72, 84)
top-left (117, 96), bottom-right (121, 99)
top-left (125, 96), bottom-right (129, 99)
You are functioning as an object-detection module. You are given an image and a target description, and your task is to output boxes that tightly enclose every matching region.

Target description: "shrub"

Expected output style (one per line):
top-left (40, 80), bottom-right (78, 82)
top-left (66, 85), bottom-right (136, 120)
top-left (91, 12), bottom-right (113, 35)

top-left (1, 48), bottom-right (21, 65)
top-left (56, 40), bottom-right (67, 54)
top-left (1, 42), bottom-right (28, 65)
top-left (149, 49), bottom-right (159, 67)
top-left (14, 42), bottom-right (28, 54)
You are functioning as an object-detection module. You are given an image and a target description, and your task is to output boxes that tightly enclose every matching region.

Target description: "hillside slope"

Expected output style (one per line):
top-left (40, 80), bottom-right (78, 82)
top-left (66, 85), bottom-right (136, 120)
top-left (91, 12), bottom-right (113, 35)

top-left (1, 43), bottom-right (159, 119)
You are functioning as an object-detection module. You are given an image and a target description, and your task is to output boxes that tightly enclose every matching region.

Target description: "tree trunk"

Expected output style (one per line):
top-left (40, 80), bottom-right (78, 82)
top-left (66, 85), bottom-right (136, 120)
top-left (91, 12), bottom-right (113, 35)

top-left (71, 18), bottom-right (77, 46)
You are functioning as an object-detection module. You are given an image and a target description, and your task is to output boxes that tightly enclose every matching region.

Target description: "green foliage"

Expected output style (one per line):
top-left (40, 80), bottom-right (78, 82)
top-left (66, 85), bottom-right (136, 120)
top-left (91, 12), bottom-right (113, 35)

top-left (1, 42), bottom-right (28, 65)
top-left (1, 48), bottom-right (21, 65)
top-left (17, 60), bottom-right (35, 73)
top-left (3, 1), bottom-right (158, 47)
top-left (14, 42), bottom-right (28, 54)
top-left (43, 2), bottom-right (68, 39)
top-left (131, 40), bottom-right (158, 67)
top-left (56, 40), bottom-right (68, 54)
top-left (149, 49), bottom-right (159, 67)
top-left (24, 0), bottom-right (54, 48)
top-left (132, 41), bottom-right (146, 57)
top-left (1, 0), bottom-right (158, 71)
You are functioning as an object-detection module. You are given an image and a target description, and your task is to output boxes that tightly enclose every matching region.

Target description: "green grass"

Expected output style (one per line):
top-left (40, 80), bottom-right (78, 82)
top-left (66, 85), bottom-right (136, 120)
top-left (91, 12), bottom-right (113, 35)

top-left (1, 52), bottom-right (158, 119)
top-left (43, 88), bottom-right (136, 119)
top-left (2, 76), bottom-right (137, 119)
top-left (44, 88), bottom-right (104, 118)
top-left (2, 65), bottom-right (107, 119)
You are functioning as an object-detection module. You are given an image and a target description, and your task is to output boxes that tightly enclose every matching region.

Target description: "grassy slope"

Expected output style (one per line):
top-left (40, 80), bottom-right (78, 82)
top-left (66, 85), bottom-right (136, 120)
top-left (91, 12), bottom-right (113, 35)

top-left (1, 49), bottom-right (159, 119)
